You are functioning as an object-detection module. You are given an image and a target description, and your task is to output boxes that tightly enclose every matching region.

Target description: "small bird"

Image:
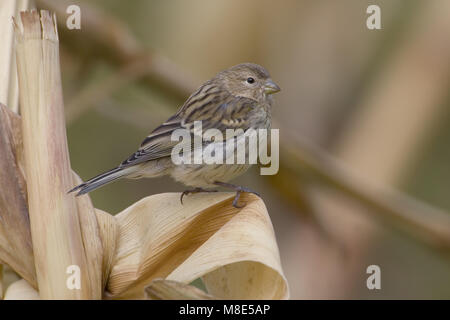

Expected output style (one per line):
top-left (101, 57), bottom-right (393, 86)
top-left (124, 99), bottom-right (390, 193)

top-left (69, 63), bottom-right (280, 207)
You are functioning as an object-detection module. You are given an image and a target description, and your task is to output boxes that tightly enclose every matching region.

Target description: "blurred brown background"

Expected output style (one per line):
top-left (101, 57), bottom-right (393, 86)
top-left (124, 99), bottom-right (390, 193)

top-left (35, 0), bottom-right (450, 298)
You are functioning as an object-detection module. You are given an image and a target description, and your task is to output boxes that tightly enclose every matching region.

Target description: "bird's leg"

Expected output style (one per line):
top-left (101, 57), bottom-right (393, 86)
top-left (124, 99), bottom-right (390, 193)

top-left (213, 181), bottom-right (260, 208)
top-left (180, 187), bottom-right (218, 204)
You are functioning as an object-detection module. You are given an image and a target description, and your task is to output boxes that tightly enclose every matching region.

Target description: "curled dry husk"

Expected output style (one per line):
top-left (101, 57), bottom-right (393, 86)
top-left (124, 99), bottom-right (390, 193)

top-left (106, 192), bottom-right (288, 299)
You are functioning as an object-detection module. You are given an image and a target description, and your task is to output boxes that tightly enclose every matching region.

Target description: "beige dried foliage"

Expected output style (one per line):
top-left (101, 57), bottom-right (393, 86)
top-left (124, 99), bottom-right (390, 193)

top-left (71, 173), bottom-right (104, 297)
top-left (106, 192), bottom-right (288, 299)
top-left (94, 207), bottom-right (119, 290)
top-left (0, 0), bottom-right (30, 296)
top-left (0, 10), bottom-right (288, 300)
top-left (0, 0), bottom-right (29, 113)
top-left (0, 104), bottom-right (35, 287)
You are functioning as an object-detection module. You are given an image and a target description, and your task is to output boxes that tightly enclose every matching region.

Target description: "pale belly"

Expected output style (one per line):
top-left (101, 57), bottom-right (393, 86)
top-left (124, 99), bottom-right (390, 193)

top-left (171, 162), bottom-right (251, 188)
top-left (170, 123), bottom-right (271, 188)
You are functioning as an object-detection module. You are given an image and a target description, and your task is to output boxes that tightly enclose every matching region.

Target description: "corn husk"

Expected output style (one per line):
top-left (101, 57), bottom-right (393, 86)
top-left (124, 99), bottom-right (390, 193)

top-left (0, 104), bottom-right (35, 287)
top-left (106, 192), bottom-right (289, 299)
top-left (14, 10), bottom-right (102, 299)
top-left (0, 0), bottom-right (29, 113)
top-left (0, 0), bottom-right (30, 297)
top-left (94, 208), bottom-right (119, 290)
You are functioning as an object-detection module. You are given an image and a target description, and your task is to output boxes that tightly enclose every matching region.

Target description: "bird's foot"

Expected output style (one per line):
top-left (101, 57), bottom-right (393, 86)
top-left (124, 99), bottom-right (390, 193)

top-left (180, 187), bottom-right (218, 204)
top-left (213, 181), bottom-right (260, 208)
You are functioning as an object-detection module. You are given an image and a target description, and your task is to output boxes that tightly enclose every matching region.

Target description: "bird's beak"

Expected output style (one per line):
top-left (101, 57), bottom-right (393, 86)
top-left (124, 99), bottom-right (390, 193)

top-left (264, 79), bottom-right (281, 94)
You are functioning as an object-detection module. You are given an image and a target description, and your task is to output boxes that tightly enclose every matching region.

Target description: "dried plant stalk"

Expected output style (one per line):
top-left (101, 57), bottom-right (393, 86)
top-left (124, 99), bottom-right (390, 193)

top-left (0, 0), bottom-right (29, 295)
top-left (14, 10), bottom-right (100, 299)
top-left (0, 1), bottom-right (17, 108)
top-left (0, 0), bottom-right (29, 113)
top-left (0, 105), bottom-right (107, 298)
top-left (71, 173), bottom-right (104, 297)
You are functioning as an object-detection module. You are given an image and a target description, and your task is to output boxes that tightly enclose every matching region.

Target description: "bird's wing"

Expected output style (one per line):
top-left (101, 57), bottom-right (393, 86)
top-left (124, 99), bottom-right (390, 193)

top-left (120, 89), bottom-right (256, 168)
top-left (119, 120), bottom-right (184, 167)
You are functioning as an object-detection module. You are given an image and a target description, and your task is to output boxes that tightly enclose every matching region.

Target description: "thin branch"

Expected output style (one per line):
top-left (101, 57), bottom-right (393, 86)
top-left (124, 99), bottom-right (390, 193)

top-left (36, 0), bottom-right (196, 103)
top-left (280, 131), bottom-right (450, 252)
top-left (65, 55), bottom-right (153, 124)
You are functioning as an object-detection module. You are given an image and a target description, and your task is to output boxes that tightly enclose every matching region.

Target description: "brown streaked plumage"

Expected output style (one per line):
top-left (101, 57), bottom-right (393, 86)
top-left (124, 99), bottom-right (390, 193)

top-left (69, 63), bottom-right (280, 207)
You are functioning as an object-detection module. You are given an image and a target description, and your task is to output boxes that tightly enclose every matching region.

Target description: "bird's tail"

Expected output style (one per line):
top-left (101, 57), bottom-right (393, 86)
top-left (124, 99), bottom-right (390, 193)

top-left (69, 166), bottom-right (133, 196)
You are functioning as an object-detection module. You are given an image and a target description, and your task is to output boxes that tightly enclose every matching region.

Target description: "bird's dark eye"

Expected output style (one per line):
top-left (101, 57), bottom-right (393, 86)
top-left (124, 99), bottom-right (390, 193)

top-left (246, 77), bottom-right (255, 84)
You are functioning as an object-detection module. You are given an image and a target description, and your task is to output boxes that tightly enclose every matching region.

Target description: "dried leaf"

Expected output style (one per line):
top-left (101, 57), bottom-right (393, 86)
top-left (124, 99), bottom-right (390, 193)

top-left (95, 208), bottom-right (119, 290)
top-left (0, 104), bottom-right (35, 287)
top-left (72, 172), bottom-right (104, 297)
top-left (106, 192), bottom-right (288, 299)
top-left (0, 0), bottom-right (29, 113)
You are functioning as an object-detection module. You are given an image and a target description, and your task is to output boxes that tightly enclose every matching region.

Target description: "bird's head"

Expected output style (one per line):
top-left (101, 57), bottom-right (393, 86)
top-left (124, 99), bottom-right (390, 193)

top-left (217, 63), bottom-right (280, 102)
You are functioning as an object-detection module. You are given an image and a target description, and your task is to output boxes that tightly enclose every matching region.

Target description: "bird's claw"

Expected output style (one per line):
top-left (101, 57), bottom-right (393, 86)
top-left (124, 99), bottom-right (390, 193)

top-left (232, 191), bottom-right (245, 208)
top-left (180, 188), bottom-right (218, 204)
top-left (213, 181), bottom-right (260, 208)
